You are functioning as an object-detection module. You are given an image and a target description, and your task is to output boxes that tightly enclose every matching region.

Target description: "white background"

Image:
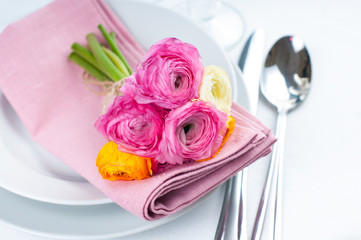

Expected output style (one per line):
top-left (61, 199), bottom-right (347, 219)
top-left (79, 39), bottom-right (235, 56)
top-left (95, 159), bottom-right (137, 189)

top-left (1, 0), bottom-right (361, 239)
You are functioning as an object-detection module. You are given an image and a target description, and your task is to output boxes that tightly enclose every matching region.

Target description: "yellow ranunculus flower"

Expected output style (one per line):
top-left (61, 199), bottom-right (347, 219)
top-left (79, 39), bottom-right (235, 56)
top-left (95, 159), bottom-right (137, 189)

top-left (199, 65), bottom-right (232, 115)
top-left (96, 141), bottom-right (153, 181)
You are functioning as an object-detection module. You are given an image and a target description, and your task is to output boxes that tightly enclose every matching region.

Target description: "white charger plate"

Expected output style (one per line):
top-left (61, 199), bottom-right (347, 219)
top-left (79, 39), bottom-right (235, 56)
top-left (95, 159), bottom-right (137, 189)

top-left (0, 62), bottom-right (248, 239)
top-left (0, 0), bottom-right (250, 238)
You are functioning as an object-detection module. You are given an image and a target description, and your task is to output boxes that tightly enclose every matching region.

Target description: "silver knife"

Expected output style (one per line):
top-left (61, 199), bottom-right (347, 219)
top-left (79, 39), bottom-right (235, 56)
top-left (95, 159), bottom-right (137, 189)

top-left (214, 29), bottom-right (266, 240)
top-left (239, 29), bottom-right (266, 115)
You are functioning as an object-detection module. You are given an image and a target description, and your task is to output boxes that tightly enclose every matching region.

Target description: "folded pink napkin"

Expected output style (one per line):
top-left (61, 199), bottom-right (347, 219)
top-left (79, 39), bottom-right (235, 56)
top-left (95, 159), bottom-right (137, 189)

top-left (0, 0), bottom-right (276, 220)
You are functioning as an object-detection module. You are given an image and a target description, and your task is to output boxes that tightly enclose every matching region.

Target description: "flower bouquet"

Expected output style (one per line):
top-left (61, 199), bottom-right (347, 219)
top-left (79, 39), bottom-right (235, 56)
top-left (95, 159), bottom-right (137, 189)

top-left (0, 0), bottom-right (275, 220)
top-left (70, 25), bottom-right (236, 181)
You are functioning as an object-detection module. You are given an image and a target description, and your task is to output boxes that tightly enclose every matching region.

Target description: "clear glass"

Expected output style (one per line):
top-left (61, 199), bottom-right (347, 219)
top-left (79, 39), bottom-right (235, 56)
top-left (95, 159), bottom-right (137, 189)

top-left (156, 0), bottom-right (246, 50)
top-left (186, 0), bottom-right (246, 50)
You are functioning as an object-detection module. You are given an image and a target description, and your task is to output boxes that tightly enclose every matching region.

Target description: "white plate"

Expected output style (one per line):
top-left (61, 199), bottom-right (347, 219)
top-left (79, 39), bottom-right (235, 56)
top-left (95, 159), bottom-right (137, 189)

top-left (0, 185), bottom-right (206, 239)
top-left (0, 92), bottom-right (111, 205)
top-left (0, 0), bottom-right (250, 238)
top-left (0, 0), bottom-right (241, 206)
top-left (0, 62), bottom-right (248, 240)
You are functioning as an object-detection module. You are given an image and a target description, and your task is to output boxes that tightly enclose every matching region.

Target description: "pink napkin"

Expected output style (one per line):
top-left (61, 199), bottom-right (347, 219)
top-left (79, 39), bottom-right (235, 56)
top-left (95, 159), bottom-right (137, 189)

top-left (0, 0), bottom-right (276, 220)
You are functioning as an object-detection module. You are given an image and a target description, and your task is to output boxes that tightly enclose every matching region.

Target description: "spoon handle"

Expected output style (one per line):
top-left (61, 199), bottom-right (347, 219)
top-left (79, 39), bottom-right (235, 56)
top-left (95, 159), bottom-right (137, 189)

top-left (251, 110), bottom-right (287, 240)
top-left (273, 110), bottom-right (287, 240)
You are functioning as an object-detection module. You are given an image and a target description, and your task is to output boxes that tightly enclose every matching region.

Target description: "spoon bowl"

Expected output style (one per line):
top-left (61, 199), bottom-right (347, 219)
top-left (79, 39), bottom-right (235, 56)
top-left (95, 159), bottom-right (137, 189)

top-left (262, 36), bottom-right (311, 112)
top-left (251, 35), bottom-right (311, 240)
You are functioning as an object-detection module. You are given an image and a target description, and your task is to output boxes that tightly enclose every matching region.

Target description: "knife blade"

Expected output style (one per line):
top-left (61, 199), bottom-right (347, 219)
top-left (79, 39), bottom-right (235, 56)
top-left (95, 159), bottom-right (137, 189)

top-left (214, 29), bottom-right (266, 240)
top-left (238, 29), bottom-right (266, 115)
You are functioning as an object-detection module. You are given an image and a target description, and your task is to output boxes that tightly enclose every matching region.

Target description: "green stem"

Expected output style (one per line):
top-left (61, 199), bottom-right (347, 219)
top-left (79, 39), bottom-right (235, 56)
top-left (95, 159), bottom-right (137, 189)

top-left (68, 52), bottom-right (110, 81)
top-left (71, 43), bottom-right (105, 72)
top-left (86, 33), bottom-right (123, 82)
top-left (98, 24), bottom-right (132, 74)
top-left (110, 32), bottom-right (116, 41)
top-left (102, 46), bottom-right (130, 77)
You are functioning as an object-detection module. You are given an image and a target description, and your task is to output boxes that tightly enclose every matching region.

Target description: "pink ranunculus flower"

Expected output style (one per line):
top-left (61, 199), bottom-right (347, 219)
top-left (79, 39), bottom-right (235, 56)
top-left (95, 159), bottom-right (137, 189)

top-left (157, 100), bottom-right (228, 165)
top-left (121, 37), bottom-right (203, 109)
top-left (94, 94), bottom-right (164, 158)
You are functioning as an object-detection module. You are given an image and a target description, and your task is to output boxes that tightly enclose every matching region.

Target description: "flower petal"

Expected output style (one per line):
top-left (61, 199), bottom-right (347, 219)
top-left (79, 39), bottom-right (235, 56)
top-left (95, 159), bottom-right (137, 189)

top-left (121, 38), bottom-right (203, 109)
top-left (197, 115), bottom-right (236, 162)
top-left (157, 100), bottom-right (228, 164)
top-left (94, 94), bottom-right (164, 157)
top-left (199, 65), bottom-right (232, 115)
top-left (96, 142), bottom-right (153, 181)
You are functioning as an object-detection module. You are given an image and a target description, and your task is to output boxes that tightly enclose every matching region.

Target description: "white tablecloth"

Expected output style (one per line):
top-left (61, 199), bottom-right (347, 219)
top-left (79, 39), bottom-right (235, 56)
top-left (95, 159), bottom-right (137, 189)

top-left (1, 0), bottom-right (361, 239)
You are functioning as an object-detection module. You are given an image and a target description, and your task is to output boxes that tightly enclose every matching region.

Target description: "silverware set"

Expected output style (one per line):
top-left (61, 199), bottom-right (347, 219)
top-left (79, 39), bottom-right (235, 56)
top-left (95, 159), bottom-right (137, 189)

top-left (215, 33), bottom-right (312, 240)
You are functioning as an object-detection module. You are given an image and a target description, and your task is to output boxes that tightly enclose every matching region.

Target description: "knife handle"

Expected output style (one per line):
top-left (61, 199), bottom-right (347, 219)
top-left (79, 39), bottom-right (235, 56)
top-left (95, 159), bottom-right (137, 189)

top-left (214, 178), bottom-right (233, 240)
top-left (214, 169), bottom-right (248, 240)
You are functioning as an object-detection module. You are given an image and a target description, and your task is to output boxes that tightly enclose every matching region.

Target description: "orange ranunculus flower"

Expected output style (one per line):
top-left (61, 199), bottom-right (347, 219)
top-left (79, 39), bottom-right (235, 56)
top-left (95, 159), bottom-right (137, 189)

top-left (96, 141), bottom-right (153, 181)
top-left (197, 115), bottom-right (235, 162)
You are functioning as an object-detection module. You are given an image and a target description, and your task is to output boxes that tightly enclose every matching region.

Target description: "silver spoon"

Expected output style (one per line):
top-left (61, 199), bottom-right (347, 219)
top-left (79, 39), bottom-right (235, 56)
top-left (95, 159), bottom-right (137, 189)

top-left (251, 36), bottom-right (312, 240)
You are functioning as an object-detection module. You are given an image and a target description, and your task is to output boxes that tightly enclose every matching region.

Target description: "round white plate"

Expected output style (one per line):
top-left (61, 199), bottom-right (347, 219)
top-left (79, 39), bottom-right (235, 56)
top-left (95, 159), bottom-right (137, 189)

top-left (0, 92), bottom-right (111, 205)
top-left (0, 185), bottom-right (210, 240)
top-left (0, 0), bottom-right (250, 238)
top-left (0, 0), bottom-right (241, 206)
top-left (0, 62), bottom-right (248, 239)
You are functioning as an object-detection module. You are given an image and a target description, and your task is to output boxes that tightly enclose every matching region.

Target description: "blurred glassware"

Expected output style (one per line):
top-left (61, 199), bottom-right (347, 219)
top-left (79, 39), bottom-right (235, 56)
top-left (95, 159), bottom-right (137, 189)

top-left (187, 0), bottom-right (245, 49)
top-left (156, 0), bottom-right (246, 50)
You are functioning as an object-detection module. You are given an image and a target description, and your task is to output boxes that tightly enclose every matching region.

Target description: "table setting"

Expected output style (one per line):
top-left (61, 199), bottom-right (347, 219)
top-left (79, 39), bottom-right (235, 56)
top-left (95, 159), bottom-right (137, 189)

top-left (0, 0), bottom-right (360, 240)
